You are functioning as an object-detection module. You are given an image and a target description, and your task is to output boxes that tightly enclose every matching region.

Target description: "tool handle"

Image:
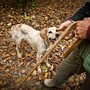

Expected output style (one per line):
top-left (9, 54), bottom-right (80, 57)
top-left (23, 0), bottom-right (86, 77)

top-left (63, 40), bottom-right (82, 58)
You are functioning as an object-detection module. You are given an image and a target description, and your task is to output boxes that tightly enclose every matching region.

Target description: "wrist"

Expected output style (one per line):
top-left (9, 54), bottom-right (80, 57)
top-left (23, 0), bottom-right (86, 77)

top-left (86, 25), bottom-right (90, 39)
top-left (65, 17), bottom-right (74, 23)
top-left (69, 19), bottom-right (75, 23)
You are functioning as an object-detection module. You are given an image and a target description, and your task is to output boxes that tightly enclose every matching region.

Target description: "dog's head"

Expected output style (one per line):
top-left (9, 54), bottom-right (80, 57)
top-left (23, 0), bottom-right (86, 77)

top-left (47, 27), bottom-right (59, 42)
top-left (40, 27), bottom-right (59, 44)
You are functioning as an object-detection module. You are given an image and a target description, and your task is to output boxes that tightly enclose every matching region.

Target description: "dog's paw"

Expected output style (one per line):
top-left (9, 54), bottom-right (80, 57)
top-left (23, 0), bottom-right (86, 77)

top-left (37, 68), bottom-right (42, 74)
top-left (46, 63), bottom-right (51, 68)
top-left (17, 53), bottom-right (22, 58)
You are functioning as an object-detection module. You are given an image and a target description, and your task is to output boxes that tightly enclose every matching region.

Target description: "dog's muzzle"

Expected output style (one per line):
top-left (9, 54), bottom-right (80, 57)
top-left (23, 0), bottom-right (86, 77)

top-left (49, 34), bottom-right (59, 43)
top-left (55, 33), bottom-right (59, 38)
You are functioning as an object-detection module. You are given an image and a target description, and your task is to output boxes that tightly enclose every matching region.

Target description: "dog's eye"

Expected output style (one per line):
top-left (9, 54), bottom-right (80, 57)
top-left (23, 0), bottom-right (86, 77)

top-left (48, 31), bottom-right (52, 33)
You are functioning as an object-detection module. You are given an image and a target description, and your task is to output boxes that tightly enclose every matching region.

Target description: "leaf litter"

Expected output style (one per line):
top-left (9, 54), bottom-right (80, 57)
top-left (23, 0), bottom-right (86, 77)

top-left (0, 0), bottom-right (87, 90)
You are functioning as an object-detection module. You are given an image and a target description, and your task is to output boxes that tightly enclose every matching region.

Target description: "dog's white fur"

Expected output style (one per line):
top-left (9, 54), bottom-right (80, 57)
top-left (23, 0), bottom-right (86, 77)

top-left (10, 24), bottom-right (59, 73)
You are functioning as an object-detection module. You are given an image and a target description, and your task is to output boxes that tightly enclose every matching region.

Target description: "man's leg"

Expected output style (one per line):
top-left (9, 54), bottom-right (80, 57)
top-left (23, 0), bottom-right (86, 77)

top-left (44, 48), bottom-right (84, 87)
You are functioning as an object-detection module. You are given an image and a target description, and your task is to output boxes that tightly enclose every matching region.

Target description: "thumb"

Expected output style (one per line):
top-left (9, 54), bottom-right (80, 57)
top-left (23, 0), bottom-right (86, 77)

top-left (57, 24), bottom-right (65, 30)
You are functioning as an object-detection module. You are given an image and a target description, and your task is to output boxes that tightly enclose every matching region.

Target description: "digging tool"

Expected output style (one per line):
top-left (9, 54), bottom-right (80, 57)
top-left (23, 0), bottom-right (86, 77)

top-left (63, 39), bottom-right (82, 58)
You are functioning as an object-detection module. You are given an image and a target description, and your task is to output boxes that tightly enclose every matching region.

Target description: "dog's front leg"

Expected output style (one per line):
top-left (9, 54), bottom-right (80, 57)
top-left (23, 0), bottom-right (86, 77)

top-left (36, 54), bottom-right (42, 74)
top-left (44, 55), bottom-right (51, 68)
top-left (16, 42), bottom-right (22, 58)
top-left (43, 45), bottom-right (51, 68)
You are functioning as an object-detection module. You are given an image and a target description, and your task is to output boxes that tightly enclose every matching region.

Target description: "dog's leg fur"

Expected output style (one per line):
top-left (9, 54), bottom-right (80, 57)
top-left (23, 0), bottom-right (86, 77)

top-left (44, 56), bottom-right (51, 68)
top-left (15, 39), bottom-right (22, 58)
top-left (36, 54), bottom-right (42, 74)
top-left (36, 54), bottom-right (51, 74)
top-left (44, 45), bottom-right (51, 68)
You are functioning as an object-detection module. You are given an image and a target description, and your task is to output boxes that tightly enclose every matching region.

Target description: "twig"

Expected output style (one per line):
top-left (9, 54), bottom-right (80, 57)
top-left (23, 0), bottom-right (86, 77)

top-left (16, 22), bottom-right (77, 90)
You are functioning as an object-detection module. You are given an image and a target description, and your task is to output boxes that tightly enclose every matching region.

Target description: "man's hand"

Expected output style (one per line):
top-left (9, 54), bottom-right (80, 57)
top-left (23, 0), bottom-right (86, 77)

top-left (57, 20), bottom-right (73, 30)
top-left (76, 18), bottom-right (90, 39)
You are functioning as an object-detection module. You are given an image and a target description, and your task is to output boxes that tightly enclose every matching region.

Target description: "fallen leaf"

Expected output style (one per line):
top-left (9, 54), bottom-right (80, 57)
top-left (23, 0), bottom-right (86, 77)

top-left (44, 72), bottom-right (48, 79)
top-left (41, 65), bottom-right (47, 70)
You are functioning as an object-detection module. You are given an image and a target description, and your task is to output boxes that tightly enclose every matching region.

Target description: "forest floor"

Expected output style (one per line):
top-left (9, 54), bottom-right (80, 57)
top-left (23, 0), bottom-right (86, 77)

top-left (0, 0), bottom-right (87, 90)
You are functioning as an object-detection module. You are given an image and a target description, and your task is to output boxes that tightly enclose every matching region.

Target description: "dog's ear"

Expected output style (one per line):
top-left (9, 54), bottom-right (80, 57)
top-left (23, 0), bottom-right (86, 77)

top-left (40, 28), bottom-right (48, 40)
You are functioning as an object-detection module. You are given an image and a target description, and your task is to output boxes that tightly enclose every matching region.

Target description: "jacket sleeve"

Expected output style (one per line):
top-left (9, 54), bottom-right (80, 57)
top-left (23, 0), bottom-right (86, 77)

top-left (71, 2), bottom-right (90, 21)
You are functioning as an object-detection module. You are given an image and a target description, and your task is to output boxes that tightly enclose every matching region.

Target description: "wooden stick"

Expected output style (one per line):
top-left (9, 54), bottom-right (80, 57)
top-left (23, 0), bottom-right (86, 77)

top-left (16, 22), bottom-right (77, 90)
top-left (63, 39), bottom-right (82, 58)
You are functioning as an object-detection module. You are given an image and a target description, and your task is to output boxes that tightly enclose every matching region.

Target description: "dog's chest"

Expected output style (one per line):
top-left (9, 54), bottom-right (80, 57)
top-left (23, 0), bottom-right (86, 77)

top-left (27, 31), bottom-right (47, 52)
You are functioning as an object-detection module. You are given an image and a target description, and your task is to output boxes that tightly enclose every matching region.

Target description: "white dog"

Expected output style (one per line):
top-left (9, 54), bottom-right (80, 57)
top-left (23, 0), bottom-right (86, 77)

top-left (10, 24), bottom-right (59, 73)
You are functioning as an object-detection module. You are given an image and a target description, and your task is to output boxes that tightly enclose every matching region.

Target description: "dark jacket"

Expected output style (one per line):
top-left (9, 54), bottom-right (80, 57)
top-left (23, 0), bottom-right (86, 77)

top-left (71, 1), bottom-right (90, 21)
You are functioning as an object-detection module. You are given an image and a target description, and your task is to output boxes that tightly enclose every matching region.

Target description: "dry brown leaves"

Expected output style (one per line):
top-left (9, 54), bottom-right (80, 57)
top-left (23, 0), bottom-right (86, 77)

top-left (0, 0), bottom-right (87, 90)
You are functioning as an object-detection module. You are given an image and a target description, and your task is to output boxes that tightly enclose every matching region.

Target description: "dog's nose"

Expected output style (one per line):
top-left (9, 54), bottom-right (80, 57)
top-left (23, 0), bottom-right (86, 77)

top-left (56, 34), bottom-right (59, 37)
